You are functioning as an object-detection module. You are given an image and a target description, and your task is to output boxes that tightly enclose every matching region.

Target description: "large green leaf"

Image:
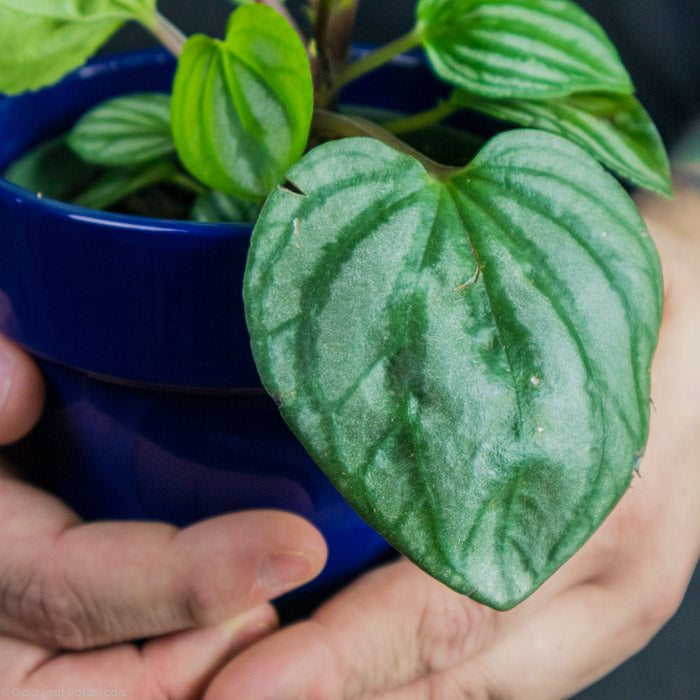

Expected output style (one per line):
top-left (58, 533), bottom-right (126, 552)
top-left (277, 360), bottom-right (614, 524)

top-left (451, 90), bottom-right (671, 196)
top-left (170, 4), bottom-right (313, 200)
top-left (0, 7), bottom-right (122, 94)
top-left (67, 93), bottom-right (175, 166)
top-left (0, 0), bottom-right (155, 20)
top-left (244, 132), bottom-right (662, 609)
top-left (416, 0), bottom-right (632, 99)
top-left (0, 1), bottom-right (157, 94)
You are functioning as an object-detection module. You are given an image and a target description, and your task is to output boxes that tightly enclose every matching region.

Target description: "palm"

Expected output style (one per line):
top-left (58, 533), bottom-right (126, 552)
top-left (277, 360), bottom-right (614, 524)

top-left (204, 189), bottom-right (700, 699)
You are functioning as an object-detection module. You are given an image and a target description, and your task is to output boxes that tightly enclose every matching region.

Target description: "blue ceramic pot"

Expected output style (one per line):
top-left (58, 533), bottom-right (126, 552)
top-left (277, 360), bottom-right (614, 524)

top-left (0, 48), bottom-right (450, 611)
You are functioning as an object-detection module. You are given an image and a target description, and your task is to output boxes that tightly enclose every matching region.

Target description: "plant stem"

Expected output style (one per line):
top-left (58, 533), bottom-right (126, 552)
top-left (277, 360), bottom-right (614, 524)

top-left (382, 100), bottom-right (458, 135)
top-left (311, 109), bottom-right (460, 180)
top-left (315, 0), bottom-right (360, 75)
top-left (147, 11), bottom-right (188, 57)
top-left (331, 26), bottom-right (423, 94)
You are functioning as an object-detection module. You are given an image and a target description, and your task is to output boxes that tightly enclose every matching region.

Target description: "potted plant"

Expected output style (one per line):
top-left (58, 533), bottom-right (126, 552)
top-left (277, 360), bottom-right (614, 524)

top-left (0, 0), bottom-right (669, 612)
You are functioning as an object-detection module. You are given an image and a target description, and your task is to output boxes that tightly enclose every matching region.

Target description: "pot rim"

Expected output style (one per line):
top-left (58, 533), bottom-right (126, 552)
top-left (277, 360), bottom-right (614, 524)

top-left (0, 47), bottom-right (253, 240)
top-left (0, 46), bottom-right (439, 387)
top-left (0, 44), bottom-right (426, 239)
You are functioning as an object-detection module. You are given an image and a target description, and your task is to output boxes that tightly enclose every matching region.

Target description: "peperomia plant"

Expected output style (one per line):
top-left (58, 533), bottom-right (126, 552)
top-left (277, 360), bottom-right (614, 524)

top-left (0, 0), bottom-right (670, 610)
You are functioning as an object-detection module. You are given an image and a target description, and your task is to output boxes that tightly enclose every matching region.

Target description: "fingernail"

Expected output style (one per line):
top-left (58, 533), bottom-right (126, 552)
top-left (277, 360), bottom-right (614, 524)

top-left (258, 551), bottom-right (315, 596)
top-left (222, 609), bottom-right (276, 649)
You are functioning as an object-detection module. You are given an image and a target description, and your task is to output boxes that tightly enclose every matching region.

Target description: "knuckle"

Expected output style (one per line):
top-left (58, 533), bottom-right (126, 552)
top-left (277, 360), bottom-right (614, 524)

top-left (179, 537), bottom-right (259, 626)
top-left (418, 594), bottom-right (494, 673)
top-left (182, 567), bottom-right (236, 627)
top-left (16, 569), bottom-right (100, 650)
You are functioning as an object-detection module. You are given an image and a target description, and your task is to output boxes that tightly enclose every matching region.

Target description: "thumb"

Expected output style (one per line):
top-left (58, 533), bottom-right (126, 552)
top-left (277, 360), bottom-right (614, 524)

top-left (0, 334), bottom-right (45, 444)
top-left (0, 474), bottom-right (327, 650)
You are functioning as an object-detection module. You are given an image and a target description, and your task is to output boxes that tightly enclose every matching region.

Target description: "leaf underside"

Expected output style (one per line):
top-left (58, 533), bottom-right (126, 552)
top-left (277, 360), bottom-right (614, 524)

top-left (244, 133), bottom-right (662, 609)
top-left (451, 90), bottom-right (671, 196)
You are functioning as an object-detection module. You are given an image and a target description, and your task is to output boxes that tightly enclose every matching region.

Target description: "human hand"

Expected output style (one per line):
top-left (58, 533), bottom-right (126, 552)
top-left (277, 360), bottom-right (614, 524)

top-left (203, 185), bottom-right (700, 699)
top-left (0, 335), bottom-right (327, 696)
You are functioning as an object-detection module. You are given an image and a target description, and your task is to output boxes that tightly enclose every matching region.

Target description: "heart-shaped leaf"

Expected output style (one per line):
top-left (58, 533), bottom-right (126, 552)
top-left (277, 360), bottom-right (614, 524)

top-left (67, 92), bottom-right (175, 166)
top-left (170, 4), bottom-right (313, 200)
top-left (416, 0), bottom-right (632, 99)
top-left (244, 132), bottom-right (662, 609)
top-left (451, 90), bottom-right (671, 196)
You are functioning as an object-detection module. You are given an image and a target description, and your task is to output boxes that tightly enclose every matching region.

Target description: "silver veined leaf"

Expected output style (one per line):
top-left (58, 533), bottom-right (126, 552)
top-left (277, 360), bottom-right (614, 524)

top-left (67, 93), bottom-right (174, 166)
top-left (416, 0), bottom-right (633, 99)
top-left (244, 132), bottom-right (662, 609)
top-left (450, 90), bottom-right (671, 196)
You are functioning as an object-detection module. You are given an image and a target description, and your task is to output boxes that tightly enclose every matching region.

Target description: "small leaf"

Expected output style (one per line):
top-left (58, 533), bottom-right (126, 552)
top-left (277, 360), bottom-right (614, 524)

top-left (71, 159), bottom-right (177, 210)
top-left (244, 133), bottom-right (662, 609)
top-left (0, 0), bottom-right (155, 21)
top-left (171, 4), bottom-right (313, 200)
top-left (0, 7), bottom-right (121, 94)
top-left (67, 92), bottom-right (175, 167)
top-left (190, 190), bottom-right (260, 223)
top-left (451, 90), bottom-right (671, 196)
top-left (416, 0), bottom-right (632, 98)
top-left (3, 136), bottom-right (101, 201)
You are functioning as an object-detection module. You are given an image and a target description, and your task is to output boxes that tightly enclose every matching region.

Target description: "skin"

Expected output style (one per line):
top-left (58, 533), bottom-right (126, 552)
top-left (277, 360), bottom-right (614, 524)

top-left (0, 337), bottom-right (327, 695)
top-left (0, 185), bottom-right (699, 697)
top-left (203, 185), bottom-right (700, 699)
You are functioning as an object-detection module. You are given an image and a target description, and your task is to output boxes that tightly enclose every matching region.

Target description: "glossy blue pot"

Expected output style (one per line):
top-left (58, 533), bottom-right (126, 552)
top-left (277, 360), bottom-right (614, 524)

top-left (0, 48), bottom-right (451, 612)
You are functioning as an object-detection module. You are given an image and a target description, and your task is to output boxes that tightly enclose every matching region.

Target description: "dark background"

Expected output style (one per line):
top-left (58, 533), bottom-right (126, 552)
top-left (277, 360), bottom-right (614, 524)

top-left (106, 2), bottom-right (699, 698)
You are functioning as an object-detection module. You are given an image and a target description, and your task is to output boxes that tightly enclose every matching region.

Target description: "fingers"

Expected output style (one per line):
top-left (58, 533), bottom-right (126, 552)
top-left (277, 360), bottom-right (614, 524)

top-left (0, 334), bottom-right (45, 445)
top-left (0, 475), bottom-right (327, 650)
top-left (377, 557), bottom-right (689, 700)
top-left (217, 192), bottom-right (700, 700)
top-left (204, 430), bottom-right (699, 700)
top-left (202, 548), bottom-right (681, 700)
top-left (141, 604), bottom-right (278, 698)
top-left (0, 604), bottom-right (278, 698)
top-left (204, 558), bottom-right (499, 699)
